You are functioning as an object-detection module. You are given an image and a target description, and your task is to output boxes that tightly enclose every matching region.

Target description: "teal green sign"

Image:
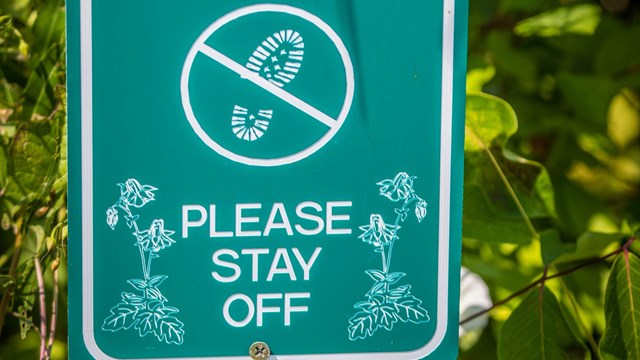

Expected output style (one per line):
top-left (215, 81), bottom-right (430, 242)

top-left (68, 1), bottom-right (467, 359)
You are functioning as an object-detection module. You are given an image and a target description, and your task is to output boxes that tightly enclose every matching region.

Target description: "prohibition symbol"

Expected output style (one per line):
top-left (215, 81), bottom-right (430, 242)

top-left (180, 4), bottom-right (355, 167)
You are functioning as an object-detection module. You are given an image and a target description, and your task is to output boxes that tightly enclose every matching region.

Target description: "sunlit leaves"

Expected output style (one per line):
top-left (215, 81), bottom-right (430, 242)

top-left (515, 4), bottom-right (602, 37)
top-left (464, 93), bottom-right (556, 244)
top-left (498, 287), bottom-right (588, 360)
top-left (600, 252), bottom-right (640, 360)
top-left (608, 89), bottom-right (640, 150)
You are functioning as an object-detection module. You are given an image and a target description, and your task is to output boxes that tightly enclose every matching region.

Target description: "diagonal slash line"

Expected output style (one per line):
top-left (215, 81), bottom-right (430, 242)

top-left (197, 43), bottom-right (338, 129)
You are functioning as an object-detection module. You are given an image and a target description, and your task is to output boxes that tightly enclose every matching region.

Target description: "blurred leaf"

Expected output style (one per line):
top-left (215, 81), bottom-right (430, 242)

top-left (8, 118), bottom-right (60, 201)
top-left (599, 251), bottom-right (640, 359)
top-left (29, 0), bottom-right (65, 58)
top-left (555, 232), bottom-right (623, 264)
top-left (17, 44), bottom-right (65, 121)
top-left (594, 19), bottom-right (640, 76)
top-left (464, 93), bottom-right (556, 244)
top-left (498, 287), bottom-right (588, 359)
top-left (557, 72), bottom-right (618, 128)
top-left (540, 228), bottom-right (572, 265)
top-left (608, 89), bottom-right (640, 150)
top-left (515, 4), bottom-right (602, 37)
top-left (467, 66), bottom-right (496, 93)
top-left (486, 32), bottom-right (538, 94)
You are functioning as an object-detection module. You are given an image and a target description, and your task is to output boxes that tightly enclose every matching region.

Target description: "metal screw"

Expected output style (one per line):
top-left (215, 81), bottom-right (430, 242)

top-left (249, 341), bottom-right (271, 360)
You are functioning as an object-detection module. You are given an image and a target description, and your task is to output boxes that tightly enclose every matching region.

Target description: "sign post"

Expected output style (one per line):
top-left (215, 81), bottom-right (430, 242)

top-left (68, 1), bottom-right (467, 358)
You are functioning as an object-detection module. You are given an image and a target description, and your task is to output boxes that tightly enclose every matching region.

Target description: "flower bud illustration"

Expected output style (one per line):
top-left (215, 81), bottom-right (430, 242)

top-left (106, 207), bottom-right (119, 230)
top-left (415, 199), bottom-right (427, 223)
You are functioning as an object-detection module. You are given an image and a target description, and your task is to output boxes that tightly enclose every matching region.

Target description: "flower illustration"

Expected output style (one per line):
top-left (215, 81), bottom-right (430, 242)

top-left (415, 199), bottom-right (427, 223)
top-left (377, 172), bottom-right (417, 202)
top-left (358, 214), bottom-right (400, 247)
top-left (118, 178), bottom-right (157, 208)
top-left (349, 172), bottom-right (430, 341)
top-left (106, 207), bottom-right (119, 229)
top-left (136, 219), bottom-right (176, 252)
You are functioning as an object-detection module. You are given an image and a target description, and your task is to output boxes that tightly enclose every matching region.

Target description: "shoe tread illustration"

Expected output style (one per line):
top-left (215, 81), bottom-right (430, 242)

top-left (231, 29), bottom-right (304, 142)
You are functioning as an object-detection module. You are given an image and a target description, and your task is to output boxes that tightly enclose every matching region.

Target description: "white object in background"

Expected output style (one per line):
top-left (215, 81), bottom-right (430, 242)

top-left (459, 267), bottom-right (492, 337)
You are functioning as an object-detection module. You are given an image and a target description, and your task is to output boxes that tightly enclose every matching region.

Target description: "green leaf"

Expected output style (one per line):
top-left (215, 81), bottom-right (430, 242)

top-left (464, 93), bottom-right (556, 244)
top-left (515, 4), bottom-right (602, 37)
top-left (540, 228), bottom-right (572, 265)
top-left (599, 252), bottom-right (640, 359)
top-left (8, 119), bottom-right (60, 201)
top-left (556, 72), bottom-right (617, 127)
top-left (498, 287), bottom-right (588, 359)
top-left (466, 66), bottom-right (496, 93)
top-left (555, 232), bottom-right (623, 264)
top-left (29, 0), bottom-right (65, 58)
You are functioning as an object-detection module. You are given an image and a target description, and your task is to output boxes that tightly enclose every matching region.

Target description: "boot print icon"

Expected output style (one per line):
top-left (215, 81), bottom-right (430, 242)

top-left (231, 30), bottom-right (304, 141)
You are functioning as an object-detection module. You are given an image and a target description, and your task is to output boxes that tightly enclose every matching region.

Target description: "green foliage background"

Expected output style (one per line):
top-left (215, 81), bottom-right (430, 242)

top-left (0, 0), bottom-right (639, 359)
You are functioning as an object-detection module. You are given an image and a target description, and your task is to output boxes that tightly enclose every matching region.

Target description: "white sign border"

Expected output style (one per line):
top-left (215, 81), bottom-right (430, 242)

top-left (80, 1), bottom-right (456, 359)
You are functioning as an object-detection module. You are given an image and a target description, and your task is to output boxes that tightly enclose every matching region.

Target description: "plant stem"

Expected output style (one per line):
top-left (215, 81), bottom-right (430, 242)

top-left (34, 256), bottom-right (48, 360)
top-left (385, 198), bottom-right (415, 273)
top-left (46, 268), bottom-right (59, 357)
top-left (558, 276), bottom-right (601, 360)
top-left (146, 251), bottom-right (153, 279)
top-left (460, 238), bottom-right (634, 326)
top-left (380, 248), bottom-right (388, 274)
top-left (138, 245), bottom-right (148, 281)
top-left (120, 205), bottom-right (148, 280)
top-left (467, 127), bottom-right (538, 239)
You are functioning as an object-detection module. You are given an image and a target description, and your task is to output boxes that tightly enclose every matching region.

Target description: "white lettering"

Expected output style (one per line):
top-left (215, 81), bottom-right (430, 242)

top-left (235, 203), bottom-right (262, 237)
top-left (241, 248), bottom-right (269, 282)
top-left (257, 293), bottom-right (282, 327)
top-left (212, 249), bottom-right (240, 283)
top-left (209, 204), bottom-right (233, 238)
top-left (223, 294), bottom-right (254, 327)
top-left (326, 201), bottom-right (352, 235)
top-left (292, 248), bottom-right (322, 281)
top-left (285, 293), bottom-right (310, 326)
top-left (295, 202), bottom-right (325, 235)
top-left (182, 205), bottom-right (207, 238)
top-left (267, 248), bottom-right (296, 281)
top-left (264, 203), bottom-right (294, 236)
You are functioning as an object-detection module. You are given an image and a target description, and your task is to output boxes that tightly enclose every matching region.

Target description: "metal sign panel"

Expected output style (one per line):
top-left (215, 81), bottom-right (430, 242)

top-left (68, 0), bottom-right (467, 358)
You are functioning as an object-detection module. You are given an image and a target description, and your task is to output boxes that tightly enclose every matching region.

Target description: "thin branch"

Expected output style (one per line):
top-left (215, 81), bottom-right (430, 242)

top-left (46, 267), bottom-right (59, 357)
top-left (460, 238), bottom-right (634, 325)
top-left (34, 256), bottom-right (48, 360)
